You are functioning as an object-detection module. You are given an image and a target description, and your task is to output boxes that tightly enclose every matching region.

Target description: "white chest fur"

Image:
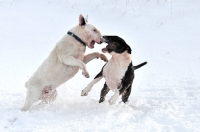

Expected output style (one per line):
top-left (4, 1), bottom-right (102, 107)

top-left (103, 51), bottom-right (132, 91)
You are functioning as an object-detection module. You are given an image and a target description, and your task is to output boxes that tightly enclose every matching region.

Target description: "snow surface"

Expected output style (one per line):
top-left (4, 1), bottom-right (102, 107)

top-left (1, 0), bottom-right (200, 131)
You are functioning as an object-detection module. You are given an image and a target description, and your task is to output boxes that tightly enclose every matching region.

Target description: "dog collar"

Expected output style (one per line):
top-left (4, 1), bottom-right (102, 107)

top-left (67, 31), bottom-right (86, 46)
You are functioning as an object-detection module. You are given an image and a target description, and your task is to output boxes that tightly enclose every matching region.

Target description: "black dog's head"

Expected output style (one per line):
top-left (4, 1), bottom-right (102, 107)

top-left (101, 36), bottom-right (131, 54)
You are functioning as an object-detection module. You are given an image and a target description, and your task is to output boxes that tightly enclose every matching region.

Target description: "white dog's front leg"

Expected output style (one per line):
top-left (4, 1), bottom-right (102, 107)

top-left (108, 91), bottom-right (120, 105)
top-left (59, 55), bottom-right (90, 78)
top-left (81, 77), bottom-right (103, 96)
top-left (83, 52), bottom-right (108, 64)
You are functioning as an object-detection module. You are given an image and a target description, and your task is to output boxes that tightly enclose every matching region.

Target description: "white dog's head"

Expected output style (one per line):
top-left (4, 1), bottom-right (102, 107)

top-left (78, 14), bottom-right (102, 49)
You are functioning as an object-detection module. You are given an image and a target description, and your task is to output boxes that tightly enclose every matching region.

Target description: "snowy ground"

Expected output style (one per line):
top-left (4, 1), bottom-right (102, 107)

top-left (1, 0), bottom-right (200, 131)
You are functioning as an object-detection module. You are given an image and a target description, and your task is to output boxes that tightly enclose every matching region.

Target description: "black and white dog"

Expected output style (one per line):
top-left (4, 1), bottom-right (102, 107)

top-left (81, 36), bottom-right (147, 104)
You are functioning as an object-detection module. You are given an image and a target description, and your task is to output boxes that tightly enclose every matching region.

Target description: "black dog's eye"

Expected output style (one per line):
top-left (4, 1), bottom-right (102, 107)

top-left (115, 43), bottom-right (120, 46)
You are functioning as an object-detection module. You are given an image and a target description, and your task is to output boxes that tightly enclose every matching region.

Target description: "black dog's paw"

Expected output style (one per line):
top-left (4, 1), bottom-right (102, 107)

top-left (99, 97), bottom-right (105, 103)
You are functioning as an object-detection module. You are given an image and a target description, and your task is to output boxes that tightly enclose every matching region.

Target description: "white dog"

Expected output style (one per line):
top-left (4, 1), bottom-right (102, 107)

top-left (21, 14), bottom-right (107, 111)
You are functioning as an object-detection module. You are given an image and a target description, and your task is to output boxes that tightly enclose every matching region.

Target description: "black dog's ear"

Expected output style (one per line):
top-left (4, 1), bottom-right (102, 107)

top-left (126, 45), bottom-right (132, 54)
top-left (79, 14), bottom-right (86, 26)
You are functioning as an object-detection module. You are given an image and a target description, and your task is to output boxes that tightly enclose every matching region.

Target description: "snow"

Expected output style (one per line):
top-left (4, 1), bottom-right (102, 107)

top-left (1, 0), bottom-right (200, 131)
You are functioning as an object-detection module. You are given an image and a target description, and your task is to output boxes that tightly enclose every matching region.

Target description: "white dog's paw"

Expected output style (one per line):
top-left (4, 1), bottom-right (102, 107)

top-left (100, 54), bottom-right (108, 62)
top-left (82, 71), bottom-right (90, 78)
top-left (81, 89), bottom-right (89, 96)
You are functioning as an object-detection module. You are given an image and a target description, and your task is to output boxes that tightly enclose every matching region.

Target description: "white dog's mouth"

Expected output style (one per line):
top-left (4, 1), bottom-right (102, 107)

top-left (89, 39), bottom-right (102, 49)
top-left (89, 40), bottom-right (95, 48)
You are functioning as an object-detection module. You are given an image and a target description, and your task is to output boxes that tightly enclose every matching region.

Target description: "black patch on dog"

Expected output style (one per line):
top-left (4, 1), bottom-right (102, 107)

top-left (119, 62), bottom-right (134, 102)
top-left (99, 83), bottom-right (110, 103)
top-left (102, 36), bottom-right (132, 54)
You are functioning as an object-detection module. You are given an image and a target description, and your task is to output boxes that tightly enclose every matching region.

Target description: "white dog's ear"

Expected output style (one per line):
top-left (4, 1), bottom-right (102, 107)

top-left (85, 15), bottom-right (88, 23)
top-left (79, 14), bottom-right (86, 26)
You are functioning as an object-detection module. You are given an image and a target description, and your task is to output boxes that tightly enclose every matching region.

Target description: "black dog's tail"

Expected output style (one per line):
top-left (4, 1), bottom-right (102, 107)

top-left (134, 61), bottom-right (147, 70)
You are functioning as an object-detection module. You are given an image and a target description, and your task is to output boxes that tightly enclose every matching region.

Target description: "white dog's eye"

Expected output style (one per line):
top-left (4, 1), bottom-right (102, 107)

top-left (93, 29), bottom-right (97, 32)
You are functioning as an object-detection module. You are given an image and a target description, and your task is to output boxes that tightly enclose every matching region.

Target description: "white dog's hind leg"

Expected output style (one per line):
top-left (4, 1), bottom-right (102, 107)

top-left (21, 88), bottom-right (41, 111)
top-left (81, 76), bottom-right (103, 96)
top-left (40, 87), bottom-right (58, 104)
top-left (108, 91), bottom-right (120, 105)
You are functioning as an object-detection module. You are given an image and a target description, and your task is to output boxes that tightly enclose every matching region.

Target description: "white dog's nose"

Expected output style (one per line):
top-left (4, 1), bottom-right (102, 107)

top-left (100, 37), bottom-right (107, 43)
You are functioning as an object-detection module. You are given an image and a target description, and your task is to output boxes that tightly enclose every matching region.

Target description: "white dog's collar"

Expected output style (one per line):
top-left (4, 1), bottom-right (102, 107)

top-left (67, 31), bottom-right (86, 46)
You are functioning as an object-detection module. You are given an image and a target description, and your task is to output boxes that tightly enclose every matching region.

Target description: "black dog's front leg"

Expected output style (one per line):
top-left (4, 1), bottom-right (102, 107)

top-left (99, 83), bottom-right (110, 103)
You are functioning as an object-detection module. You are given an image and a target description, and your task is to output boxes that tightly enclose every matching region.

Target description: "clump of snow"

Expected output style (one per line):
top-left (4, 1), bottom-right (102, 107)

top-left (0, 0), bottom-right (200, 131)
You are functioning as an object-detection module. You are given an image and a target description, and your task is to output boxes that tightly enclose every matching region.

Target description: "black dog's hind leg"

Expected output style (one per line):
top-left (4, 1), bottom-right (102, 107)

top-left (121, 84), bottom-right (132, 103)
top-left (99, 83), bottom-right (110, 103)
top-left (118, 62), bottom-right (134, 103)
